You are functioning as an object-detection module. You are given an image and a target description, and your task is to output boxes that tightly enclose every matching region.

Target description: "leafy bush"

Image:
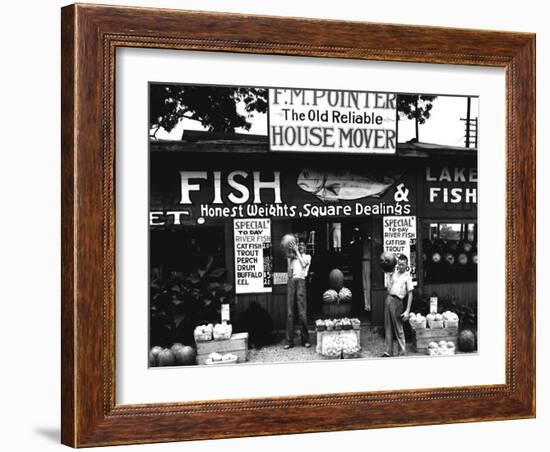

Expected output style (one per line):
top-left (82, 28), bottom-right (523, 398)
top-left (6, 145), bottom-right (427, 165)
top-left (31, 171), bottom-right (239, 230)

top-left (149, 258), bottom-right (233, 347)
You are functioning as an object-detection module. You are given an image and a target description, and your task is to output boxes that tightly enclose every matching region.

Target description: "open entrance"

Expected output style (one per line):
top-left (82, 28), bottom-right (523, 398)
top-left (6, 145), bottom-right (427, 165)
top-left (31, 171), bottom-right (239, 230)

top-left (290, 219), bottom-right (375, 322)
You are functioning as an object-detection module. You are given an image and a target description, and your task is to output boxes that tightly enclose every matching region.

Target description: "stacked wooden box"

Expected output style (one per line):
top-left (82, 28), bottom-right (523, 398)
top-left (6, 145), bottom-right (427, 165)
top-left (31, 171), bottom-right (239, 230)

top-left (315, 329), bottom-right (360, 354)
top-left (196, 332), bottom-right (248, 365)
top-left (412, 327), bottom-right (459, 352)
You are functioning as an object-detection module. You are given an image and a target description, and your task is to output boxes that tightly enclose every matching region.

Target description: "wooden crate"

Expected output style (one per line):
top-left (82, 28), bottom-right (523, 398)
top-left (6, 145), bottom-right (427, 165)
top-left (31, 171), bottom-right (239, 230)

top-left (321, 303), bottom-right (352, 318)
top-left (316, 329), bottom-right (360, 354)
top-left (196, 332), bottom-right (248, 365)
top-left (413, 327), bottom-right (459, 351)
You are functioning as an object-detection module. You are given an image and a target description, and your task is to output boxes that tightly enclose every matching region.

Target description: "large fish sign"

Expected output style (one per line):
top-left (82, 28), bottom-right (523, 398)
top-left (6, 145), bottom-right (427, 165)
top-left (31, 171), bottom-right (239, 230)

top-left (297, 168), bottom-right (400, 202)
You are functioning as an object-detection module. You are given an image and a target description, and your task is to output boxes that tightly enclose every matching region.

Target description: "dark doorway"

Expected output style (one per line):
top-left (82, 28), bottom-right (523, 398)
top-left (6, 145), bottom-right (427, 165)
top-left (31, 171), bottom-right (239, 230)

top-left (290, 219), bottom-right (374, 321)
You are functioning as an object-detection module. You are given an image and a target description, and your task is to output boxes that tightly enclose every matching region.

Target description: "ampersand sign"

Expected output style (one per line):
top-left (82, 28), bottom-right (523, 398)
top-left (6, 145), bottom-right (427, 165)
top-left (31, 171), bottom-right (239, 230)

top-left (394, 183), bottom-right (409, 202)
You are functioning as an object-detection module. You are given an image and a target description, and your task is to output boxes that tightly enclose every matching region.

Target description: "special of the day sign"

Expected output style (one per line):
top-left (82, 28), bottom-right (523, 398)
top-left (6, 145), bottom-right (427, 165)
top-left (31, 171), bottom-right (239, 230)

top-left (383, 216), bottom-right (417, 281)
top-left (233, 219), bottom-right (273, 294)
top-left (269, 88), bottom-right (397, 154)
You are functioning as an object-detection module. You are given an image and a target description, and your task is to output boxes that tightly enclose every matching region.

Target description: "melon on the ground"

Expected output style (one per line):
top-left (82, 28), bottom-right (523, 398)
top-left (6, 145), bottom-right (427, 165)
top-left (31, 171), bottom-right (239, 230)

top-left (328, 269), bottom-right (345, 290)
top-left (174, 345), bottom-right (196, 365)
top-left (458, 329), bottom-right (477, 352)
top-left (157, 348), bottom-right (176, 366)
top-left (149, 346), bottom-right (163, 367)
top-left (148, 352), bottom-right (157, 367)
top-left (171, 343), bottom-right (184, 354)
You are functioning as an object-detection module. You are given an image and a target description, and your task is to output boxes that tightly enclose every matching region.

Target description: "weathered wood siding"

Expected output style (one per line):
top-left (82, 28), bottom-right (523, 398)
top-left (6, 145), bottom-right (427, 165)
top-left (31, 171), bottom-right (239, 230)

top-left (423, 282), bottom-right (478, 307)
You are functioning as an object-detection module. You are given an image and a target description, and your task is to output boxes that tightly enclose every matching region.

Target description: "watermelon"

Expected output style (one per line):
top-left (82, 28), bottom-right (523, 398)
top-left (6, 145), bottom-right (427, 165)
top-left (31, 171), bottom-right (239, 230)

top-left (171, 343), bottom-right (185, 354)
top-left (148, 346), bottom-right (163, 367)
top-left (379, 252), bottom-right (397, 272)
top-left (174, 346), bottom-right (196, 365)
top-left (322, 289), bottom-right (338, 303)
top-left (458, 329), bottom-right (477, 352)
top-left (338, 287), bottom-right (352, 303)
top-left (328, 269), bottom-right (345, 290)
top-left (148, 351), bottom-right (156, 367)
top-left (280, 234), bottom-right (296, 251)
top-left (157, 348), bottom-right (176, 366)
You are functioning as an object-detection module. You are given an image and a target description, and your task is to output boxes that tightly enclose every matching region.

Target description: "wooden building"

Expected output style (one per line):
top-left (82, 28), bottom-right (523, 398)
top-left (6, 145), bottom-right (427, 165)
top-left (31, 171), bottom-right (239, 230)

top-left (149, 132), bottom-right (477, 328)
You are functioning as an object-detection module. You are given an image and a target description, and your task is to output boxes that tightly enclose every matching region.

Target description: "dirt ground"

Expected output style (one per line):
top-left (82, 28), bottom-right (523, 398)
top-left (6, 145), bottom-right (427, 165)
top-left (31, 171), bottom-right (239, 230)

top-left (247, 325), bottom-right (422, 363)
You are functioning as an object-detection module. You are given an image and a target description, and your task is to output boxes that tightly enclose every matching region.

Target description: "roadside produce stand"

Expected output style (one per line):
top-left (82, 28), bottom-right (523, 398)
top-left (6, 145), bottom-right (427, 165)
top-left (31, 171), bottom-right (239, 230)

top-left (410, 311), bottom-right (459, 353)
top-left (194, 323), bottom-right (249, 365)
top-left (315, 318), bottom-right (361, 359)
top-left (195, 332), bottom-right (249, 365)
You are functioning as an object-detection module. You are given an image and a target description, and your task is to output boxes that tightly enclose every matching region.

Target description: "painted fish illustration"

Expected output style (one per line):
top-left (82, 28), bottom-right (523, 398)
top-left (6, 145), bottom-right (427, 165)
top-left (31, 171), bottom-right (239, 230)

top-left (297, 168), bottom-right (400, 202)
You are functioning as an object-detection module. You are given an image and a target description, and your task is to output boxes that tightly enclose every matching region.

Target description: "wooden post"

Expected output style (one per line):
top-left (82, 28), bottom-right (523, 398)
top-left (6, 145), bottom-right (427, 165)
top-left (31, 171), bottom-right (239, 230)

top-left (465, 97), bottom-right (471, 148)
top-left (415, 96), bottom-right (419, 140)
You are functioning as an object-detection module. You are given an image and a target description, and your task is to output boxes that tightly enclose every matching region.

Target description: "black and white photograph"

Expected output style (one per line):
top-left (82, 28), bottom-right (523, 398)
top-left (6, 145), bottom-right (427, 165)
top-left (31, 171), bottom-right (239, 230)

top-left (1, 0), bottom-right (544, 449)
top-left (148, 83), bottom-right (479, 367)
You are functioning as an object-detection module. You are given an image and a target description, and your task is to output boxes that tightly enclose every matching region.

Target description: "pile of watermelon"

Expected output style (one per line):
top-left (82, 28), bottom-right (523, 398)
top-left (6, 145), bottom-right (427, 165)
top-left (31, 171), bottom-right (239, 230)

top-left (322, 287), bottom-right (352, 304)
top-left (323, 269), bottom-right (352, 304)
top-left (149, 343), bottom-right (196, 367)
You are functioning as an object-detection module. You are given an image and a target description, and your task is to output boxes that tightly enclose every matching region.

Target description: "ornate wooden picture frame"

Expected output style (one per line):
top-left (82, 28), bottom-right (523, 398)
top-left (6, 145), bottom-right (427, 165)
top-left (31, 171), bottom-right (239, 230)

top-left (61, 3), bottom-right (535, 447)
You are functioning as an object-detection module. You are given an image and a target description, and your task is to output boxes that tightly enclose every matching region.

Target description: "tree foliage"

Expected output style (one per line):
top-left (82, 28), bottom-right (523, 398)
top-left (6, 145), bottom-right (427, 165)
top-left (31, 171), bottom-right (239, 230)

top-left (149, 84), bottom-right (268, 137)
top-left (397, 95), bottom-right (438, 140)
top-left (397, 94), bottom-right (438, 123)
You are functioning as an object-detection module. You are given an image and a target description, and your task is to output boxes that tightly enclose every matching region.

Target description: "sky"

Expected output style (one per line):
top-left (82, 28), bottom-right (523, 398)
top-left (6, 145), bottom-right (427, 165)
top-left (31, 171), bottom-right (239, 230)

top-left (152, 97), bottom-right (269, 139)
top-left (151, 89), bottom-right (479, 148)
top-left (398, 96), bottom-right (479, 147)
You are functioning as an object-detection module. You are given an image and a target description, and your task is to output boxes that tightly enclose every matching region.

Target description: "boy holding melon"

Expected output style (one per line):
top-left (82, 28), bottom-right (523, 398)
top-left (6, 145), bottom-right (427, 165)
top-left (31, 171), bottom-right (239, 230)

top-left (383, 254), bottom-right (414, 357)
top-left (284, 238), bottom-right (312, 349)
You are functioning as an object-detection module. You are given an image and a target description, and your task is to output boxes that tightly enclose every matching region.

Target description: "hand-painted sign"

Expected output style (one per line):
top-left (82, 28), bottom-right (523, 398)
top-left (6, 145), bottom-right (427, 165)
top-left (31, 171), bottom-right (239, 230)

top-left (149, 157), bottom-right (416, 223)
top-left (269, 88), bottom-right (397, 154)
top-left (383, 216), bottom-right (417, 281)
top-left (273, 272), bottom-right (289, 285)
top-left (424, 166), bottom-right (477, 211)
top-left (233, 219), bottom-right (273, 294)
